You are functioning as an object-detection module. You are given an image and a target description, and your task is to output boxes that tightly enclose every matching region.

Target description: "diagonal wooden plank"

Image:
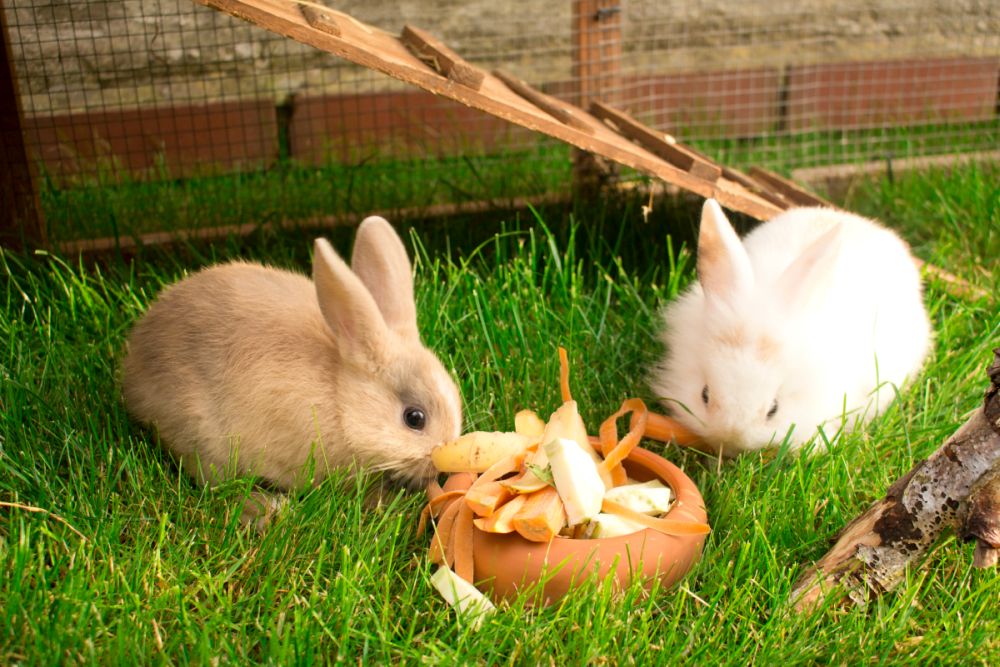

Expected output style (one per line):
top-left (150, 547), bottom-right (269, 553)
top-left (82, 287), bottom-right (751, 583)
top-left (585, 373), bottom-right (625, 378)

top-left (401, 25), bottom-right (485, 90)
top-left (192, 0), bottom-right (784, 221)
top-left (494, 69), bottom-right (594, 134)
top-left (590, 101), bottom-right (721, 182)
top-left (748, 167), bottom-right (834, 208)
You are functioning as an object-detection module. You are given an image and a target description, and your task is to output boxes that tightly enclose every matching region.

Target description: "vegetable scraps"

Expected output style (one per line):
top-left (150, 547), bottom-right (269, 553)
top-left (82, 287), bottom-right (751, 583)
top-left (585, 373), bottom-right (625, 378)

top-left (421, 347), bottom-right (710, 619)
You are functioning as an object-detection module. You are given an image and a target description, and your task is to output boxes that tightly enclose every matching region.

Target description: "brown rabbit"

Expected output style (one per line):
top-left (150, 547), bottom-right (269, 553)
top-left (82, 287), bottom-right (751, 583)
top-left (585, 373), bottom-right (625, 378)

top-left (122, 217), bottom-right (462, 513)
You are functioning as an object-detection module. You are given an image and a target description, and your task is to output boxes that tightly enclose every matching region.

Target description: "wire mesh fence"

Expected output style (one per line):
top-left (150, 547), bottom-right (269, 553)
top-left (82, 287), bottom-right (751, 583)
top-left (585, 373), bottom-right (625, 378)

top-left (1, 0), bottom-right (998, 244)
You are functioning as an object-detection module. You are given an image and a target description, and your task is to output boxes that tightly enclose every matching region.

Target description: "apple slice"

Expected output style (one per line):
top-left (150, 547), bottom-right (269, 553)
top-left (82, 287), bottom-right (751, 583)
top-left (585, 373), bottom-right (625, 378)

top-left (544, 436), bottom-right (606, 526)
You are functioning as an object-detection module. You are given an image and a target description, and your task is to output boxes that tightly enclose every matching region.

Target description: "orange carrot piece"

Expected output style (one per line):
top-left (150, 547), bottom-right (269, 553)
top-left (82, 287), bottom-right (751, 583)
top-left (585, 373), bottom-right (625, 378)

top-left (462, 452), bottom-right (525, 516)
top-left (442, 472), bottom-right (477, 493)
top-left (512, 487), bottom-right (567, 542)
top-left (598, 398), bottom-right (648, 475)
top-left (602, 498), bottom-right (710, 536)
top-left (608, 464), bottom-right (629, 487)
top-left (428, 499), bottom-right (463, 566)
top-left (559, 346), bottom-right (572, 403)
top-left (452, 502), bottom-right (476, 583)
top-left (473, 494), bottom-right (528, 533)
top-left (417, 490), bottom-right (467, 536)
top-left (637, 411), bottom-right (701, 446)
top-left (465, 480), bottom-right (514, 517)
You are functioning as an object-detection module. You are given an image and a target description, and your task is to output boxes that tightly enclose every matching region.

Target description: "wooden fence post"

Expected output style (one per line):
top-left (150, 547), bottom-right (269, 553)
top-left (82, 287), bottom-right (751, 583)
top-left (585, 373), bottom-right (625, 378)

top-left (0, 0), bottom-right (45, 250)
top-left (571, 0), bottom-right (622, 194)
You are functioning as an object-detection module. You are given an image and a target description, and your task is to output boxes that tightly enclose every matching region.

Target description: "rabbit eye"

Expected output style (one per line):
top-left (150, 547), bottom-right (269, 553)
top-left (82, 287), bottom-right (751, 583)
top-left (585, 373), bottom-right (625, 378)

top-left (403, 407), bottom-right (427, 431)
top-left (767, 399), bottom-right (779, 419)
top-left (701, 385), bottom-right (709, 405)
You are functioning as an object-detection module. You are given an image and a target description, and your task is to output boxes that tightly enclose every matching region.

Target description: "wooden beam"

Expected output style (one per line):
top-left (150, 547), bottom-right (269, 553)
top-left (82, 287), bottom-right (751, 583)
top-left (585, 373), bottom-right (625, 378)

top-left (494, 69), bottom-right (593, 134)
top-left (747, 166), bottom-right (833, 208)
top-left (400, 25), bottom-right (485, 90)
top-left (189, 0), bottom-right (784, 221)
top-left (298, 3), bottom-right (341, 37)
top-left (590, 102), bottom-right (721, 182)
top-left (0, 0), bottom-right (45, 250)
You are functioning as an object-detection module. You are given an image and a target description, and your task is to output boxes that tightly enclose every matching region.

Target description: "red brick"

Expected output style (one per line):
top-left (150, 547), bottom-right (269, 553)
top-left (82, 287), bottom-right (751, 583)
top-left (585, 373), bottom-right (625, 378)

top-left (786, 57), bottom-right (999, 131)
top-left (288, 90), bottom-right (534, 164)
top-left (23, 100), bottom-right (279, 182)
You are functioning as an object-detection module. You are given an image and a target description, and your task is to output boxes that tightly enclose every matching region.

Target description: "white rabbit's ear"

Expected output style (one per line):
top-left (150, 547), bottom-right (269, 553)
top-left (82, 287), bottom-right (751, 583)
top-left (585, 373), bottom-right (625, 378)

top-left (349, 216), bottom-right (420, 341)
top-left (697, 199), bottom-right (754, 305)
top-left (313, 237), bottom-right (390, 358)
top-left (776, 222), bottom-right (844, 311)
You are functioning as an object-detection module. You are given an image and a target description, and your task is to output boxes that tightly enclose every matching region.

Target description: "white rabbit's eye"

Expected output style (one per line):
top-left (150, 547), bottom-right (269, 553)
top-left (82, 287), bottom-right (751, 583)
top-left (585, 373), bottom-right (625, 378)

top-left (701, 385), bottom-right (709, 405)
top-left (403, 407), bottom-right (427, 431)
top-left (767, 400), bottom-right (779, 419)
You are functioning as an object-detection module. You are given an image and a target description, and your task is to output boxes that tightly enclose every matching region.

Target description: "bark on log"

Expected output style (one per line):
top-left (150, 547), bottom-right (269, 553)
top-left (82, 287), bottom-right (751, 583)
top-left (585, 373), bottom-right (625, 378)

top-left (791, 348), bottom-right (1000, 611)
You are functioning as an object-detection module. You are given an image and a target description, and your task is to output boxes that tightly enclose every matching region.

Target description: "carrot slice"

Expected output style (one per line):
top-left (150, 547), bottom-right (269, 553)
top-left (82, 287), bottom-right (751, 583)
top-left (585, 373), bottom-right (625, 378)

top-left (637, 411), bottom-right (701, 447)
top-left (559, 346), bottom-right (572, 403)
top-left (429, 499), bottom-right (463, 566)
top-left (452, 502), bottom-right (476, 583)
top-left (417, 490), bottom-right (467, 536)
top-left (512, 487), bottom-right (567, 542)
top-left (598, 398), bottom-right (648, 476)
top-left (602, 498), bottom-right (710, 536)
top-left (465, 480), bottom-right (514, 518)
top-left (473, 494), bottom-right (528, 533)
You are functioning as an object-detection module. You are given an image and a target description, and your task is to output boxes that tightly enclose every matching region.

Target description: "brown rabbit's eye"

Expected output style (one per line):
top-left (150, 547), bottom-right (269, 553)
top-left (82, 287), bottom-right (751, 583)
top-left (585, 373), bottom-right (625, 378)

top-left (403, 407), bottom-right (427, 431)
top-left (767, 399), bottom-right (779, 419)
top-left (701, 385), bottom-right (709, 405)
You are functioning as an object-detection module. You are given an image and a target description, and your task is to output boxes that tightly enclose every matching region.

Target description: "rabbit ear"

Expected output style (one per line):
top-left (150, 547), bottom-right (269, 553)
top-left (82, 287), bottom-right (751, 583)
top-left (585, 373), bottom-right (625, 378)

top-left (349, 216), bottom-right (420, 341)
top-left (313, 237), bottom-right (391, 359)
top-left (776, 222), bottom-right (844, 311)
top-left (697, 199), bottom-right (754, 305)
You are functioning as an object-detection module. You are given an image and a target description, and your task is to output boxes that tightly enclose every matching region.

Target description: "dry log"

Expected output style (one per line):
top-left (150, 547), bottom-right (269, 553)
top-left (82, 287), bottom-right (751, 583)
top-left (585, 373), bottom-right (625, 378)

top-left (962, 466), bottom-right (1000, 568)
top-left (791, 348), bottom-right (1000, 611)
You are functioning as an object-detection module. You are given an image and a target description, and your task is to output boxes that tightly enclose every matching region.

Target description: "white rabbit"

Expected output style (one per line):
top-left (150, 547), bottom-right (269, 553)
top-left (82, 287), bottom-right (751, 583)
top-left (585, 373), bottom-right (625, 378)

top-left (122, 217), bottom-right (462, 500)
top-left (650, 199), bottom-right (931, 456)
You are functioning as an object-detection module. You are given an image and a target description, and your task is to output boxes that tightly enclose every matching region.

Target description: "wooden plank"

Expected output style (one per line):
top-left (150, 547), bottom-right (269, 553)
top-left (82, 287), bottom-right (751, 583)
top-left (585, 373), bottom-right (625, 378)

top-left (0, 1), bottom-right (45, 249)
top-left (570, 1), bottom-right (622, 192)
top-left (747, 167), bottom-right (833, 208)
top-left (400, 24), bottom-right (485, 90)
top-left (191, 0), bottom-right (783, 221)
top-left (494, 69), bottom-right (593, 134)
top-left (719, 167), bottom-right (793, 210)
top-left (57, 192), bottom-right (570, 255)
top-left (590, 102), bottom-right (721, 182)
top-left (571, 1), bottom-right (622, 108)
top-left (298, 3), bottom-right (341, 36)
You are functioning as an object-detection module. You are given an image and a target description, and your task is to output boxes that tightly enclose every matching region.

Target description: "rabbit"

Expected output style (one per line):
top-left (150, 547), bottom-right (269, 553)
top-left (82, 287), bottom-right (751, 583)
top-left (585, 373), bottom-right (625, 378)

top-left (650, 198), bottom-right (931, 457)
top-left (122, 216), bottom-right (463, 508)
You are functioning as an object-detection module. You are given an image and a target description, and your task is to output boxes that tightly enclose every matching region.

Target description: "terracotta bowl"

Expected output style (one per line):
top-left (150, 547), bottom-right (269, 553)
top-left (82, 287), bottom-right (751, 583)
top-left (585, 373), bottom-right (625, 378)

top-left (466, 446), bottom-right (708, 604)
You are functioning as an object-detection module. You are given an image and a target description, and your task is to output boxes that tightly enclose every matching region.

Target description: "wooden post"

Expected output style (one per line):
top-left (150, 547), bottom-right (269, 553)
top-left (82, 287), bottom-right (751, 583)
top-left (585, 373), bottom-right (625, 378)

top-left (571, 0), bottom-right (622, 195)
top-left (0, 0), bottom-right (45, 250)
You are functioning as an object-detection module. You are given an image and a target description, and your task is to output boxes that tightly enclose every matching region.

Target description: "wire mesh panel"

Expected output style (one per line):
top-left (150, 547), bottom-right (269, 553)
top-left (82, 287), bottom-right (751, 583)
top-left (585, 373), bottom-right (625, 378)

top-left (1, 1), bottom-right (997, 244)
top-left (617, 0), bottom-right (1000, 168)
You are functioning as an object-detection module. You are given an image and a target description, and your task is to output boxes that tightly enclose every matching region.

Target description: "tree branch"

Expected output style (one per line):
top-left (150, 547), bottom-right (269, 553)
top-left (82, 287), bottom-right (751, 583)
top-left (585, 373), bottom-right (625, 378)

top-left (791, 348), bottom-right (1000, 611)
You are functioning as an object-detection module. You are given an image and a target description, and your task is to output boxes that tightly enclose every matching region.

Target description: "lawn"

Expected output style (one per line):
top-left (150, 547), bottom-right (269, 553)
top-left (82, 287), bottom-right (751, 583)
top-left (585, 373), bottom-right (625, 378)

top-left (2, 163), bottom-right (998, 664)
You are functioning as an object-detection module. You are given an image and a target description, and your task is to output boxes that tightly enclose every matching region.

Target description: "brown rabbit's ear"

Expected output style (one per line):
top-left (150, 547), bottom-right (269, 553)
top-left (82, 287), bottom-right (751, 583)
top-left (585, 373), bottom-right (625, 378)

top-left (313, 238), bottom-right (391, 358)
top-left (350, 216), bottom-right (420, 341)
top-left (697, 199), bottom-right (754, 305)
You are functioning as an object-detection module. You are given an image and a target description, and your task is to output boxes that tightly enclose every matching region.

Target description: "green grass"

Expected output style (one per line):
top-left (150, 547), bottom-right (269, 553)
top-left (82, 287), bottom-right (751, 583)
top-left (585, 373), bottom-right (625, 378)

top-left (37, 118), bottom-right (999, 246)
top-left (39, 144), bottom-right (573, 242)
top-left (3, 163), bottom-right (999, 664)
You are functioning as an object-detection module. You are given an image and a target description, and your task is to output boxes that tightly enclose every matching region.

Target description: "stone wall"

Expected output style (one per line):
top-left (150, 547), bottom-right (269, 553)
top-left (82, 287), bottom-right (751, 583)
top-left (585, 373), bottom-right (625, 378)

top-left (6, 0), bottom-right (998, 114)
